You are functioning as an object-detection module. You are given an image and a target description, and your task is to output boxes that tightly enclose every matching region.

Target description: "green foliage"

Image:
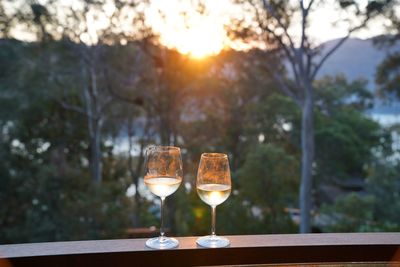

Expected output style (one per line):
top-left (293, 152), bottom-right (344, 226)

top-left (320, 193), bottom-right (375, 232)
top-left (374, 1), bottom-right (400, 99)
top-left (315, 109), bottom-right (383, 179)
top-left (314, 76), bottom-right (390, 181)
top-left (365, 162), bottom-right (400, 230)
top-left (376, 52), bottom-right (400, 98)
top-left (0, 40), bottom-right (133, 244)
top-left (252, 93), bottom-right (300, 151)
top-left (321, 162), bottom-right (400, 232)
top-left (234, 144), bottom-right (299, 233)
top-left (0, 35), bottom-right (398, 244)
top-left (314, 75), bottom-right (373, 112)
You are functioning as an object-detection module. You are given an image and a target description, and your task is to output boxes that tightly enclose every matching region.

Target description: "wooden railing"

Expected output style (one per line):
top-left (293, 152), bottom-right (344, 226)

top-left (1, 233), bottom-right (399, 267)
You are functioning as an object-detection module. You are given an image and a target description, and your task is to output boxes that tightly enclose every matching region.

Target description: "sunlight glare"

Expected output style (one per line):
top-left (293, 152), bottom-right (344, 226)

top-left (146, 0), bottom-right (232, 58)
top-left (167, 19), bottom-right (225, 59)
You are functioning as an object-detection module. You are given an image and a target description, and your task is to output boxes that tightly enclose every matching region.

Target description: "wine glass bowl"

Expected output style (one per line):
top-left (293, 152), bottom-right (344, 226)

top-left (196, 153), bottom-right (231, 248)
top-left (144, 146), bottom-right (182, 249)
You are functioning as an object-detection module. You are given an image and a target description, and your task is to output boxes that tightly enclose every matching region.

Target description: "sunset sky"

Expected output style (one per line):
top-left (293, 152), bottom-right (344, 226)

top-left (145, 0), bottom-right (390, 58)
top-left (6, 0), bottom-right (392, 58)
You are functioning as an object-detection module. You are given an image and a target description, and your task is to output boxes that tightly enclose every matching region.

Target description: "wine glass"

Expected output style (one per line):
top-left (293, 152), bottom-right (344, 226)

top-left (144, 146), bottom-right (183, 249)
top-left (196, 153), bottom-right (231, 248)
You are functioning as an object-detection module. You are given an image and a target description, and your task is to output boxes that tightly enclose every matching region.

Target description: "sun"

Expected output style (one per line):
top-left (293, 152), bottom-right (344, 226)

top-left (164, 20), bottom-right (226, 59)
top-left (146, 0), bottom-right (230, 59)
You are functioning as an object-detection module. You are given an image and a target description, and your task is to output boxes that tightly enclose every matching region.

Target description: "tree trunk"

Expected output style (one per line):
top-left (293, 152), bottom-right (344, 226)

top-left (127, 119), bottom-right (143, 227)
top-left (89, 120), bottom-right (102, 184)
top-left (299, 84), bottom-right (314, 233)
top-left (84, 60), bottom-right (103, 185)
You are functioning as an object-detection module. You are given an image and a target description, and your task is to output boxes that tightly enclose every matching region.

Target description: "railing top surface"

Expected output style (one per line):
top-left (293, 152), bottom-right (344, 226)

top-left (1, 233), bottom-right (400, 258)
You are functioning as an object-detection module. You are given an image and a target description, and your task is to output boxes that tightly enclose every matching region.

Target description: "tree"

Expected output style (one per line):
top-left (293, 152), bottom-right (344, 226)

top-left (235, 144), bottom-right (299, 233)
top-left (6, 0), bottom-right (148, 185)
top-left (179, 50), bottom-right (279, 170)
top-left (230, 0), bottom-right (391, 232)
top-left (0, 40), bottom-right (133, 243)
top-left (375, 0), bottom-right (400, 98)
top-left (313, 75), bottom-right (389, 181)
top-left (376, 51), bottom-right (400, 98)
top-left (0, 0), bottom-right (153, 241)
top-left (320, 161), bottom-right (400, 232)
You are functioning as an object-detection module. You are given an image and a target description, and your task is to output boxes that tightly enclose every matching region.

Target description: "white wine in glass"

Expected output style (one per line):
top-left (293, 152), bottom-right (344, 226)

top-left (144, 146), bottom-right (183, 249)
top-left (197, 184), bottom-right (231, 206)
top-left (196, 153), bottom-right (231, 248)
top-left (145, 176), bottom-right (181, 198)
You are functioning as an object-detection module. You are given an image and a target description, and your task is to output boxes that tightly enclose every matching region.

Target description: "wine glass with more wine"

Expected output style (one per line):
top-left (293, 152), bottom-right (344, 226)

top-left (196, 153), bottom-right (231, 248)
top-left (144, 146), bottom-right (183, 249)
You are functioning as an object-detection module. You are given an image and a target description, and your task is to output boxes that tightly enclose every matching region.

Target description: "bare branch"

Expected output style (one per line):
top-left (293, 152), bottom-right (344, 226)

top-left (252, 0), bottom-right (301, 84)
top-left (311, 19), bottom-right (369, 79)
top-left (254, 53), bottom-right (303, 106)
top-left (59, 100), bottom-right (88, 117)
top-left (99, 96), bottom-right (114, 114)
top-left (271, 71), bottom-right (303, 107)
top-left (298, 0), bottom-right (315, 77)
top-left (262, 0), bottom-right (296, 53)
top-left (306, 0), bottom-right (315, 13)
top-left (263, 24), bottom-right (301, 85)
top-left (298, 0), bottom-right (308, 75)
top-left (103, 67), bottom-right (145, 107)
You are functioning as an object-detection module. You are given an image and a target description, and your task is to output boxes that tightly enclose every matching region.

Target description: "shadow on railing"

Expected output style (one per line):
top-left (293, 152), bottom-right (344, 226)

top-left (0, 233), bottom-right (399, 267)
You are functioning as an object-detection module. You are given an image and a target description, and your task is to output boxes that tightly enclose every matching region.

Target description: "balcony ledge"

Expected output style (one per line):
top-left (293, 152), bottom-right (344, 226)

top-left (1, 233), bottom-right (400, 267)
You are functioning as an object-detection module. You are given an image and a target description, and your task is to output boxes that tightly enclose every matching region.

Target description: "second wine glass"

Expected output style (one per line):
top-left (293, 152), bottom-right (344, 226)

top-left (144, 146), bottom-right (183, 249)
top-left (196, 153), bottom-right (231, 248)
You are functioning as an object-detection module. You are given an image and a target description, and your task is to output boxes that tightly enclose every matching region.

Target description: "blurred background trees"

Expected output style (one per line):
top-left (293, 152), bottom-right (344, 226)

top-left (0, 0), bottom-right (399, 244)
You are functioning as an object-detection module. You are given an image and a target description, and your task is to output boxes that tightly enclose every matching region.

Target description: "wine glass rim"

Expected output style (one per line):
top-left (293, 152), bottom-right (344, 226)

top-left (201, 152), bottom-right (228, 158)
top-left (147, 145), bottom-right (181, 151)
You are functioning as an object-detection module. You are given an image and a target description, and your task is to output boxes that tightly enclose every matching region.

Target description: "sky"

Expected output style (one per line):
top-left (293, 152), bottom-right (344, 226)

top-left (144, 0), bottom-right (236, 57)
top-left (145, 0), bottom-right (391, 57)
top-left (6, 0), bottom-right (392, 58)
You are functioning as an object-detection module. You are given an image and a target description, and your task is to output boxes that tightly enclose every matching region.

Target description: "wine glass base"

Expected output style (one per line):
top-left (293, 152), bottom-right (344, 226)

top-left (145, 236), bottom-right (179, 249)
top-left (196, 235), bottom-right (230, 248)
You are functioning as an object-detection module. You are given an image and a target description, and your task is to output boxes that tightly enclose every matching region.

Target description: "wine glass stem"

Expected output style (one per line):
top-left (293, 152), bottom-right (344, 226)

top-left (211, 205), bottom-right (216, 236)
top-left (160, 197), bottom-right (166, 237)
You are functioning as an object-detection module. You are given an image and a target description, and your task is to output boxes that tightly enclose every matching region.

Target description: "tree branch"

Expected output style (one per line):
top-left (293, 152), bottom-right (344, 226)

top-left (262, 0), bottom-right (296, 53)
top-left (59, 100), bottom-right (89, 117)
top-left (306, 0), bottom-right (315, 13)
top-left (253, 0), bottom-right (300, 85)
top-left (271, 71), bottom-right (302, 107)
top-left (311, 19), bottom-right (369, 80)
top-left (100, 96), bottom-right (114, 114)
top-left (299, 0), bottom-right (315, 77)
top-left (103, 67), bottom-right (145, 107)
top-left (257, 12), bottom-right (300, 85)
top-left (298, 0), bottom-right (308, 76)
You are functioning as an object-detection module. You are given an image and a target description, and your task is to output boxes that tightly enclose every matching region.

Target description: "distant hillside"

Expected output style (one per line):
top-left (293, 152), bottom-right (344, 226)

top-left (317, 37), bottom-right (399, 88)
top-left (317, 37), bottom-right (400, 115)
